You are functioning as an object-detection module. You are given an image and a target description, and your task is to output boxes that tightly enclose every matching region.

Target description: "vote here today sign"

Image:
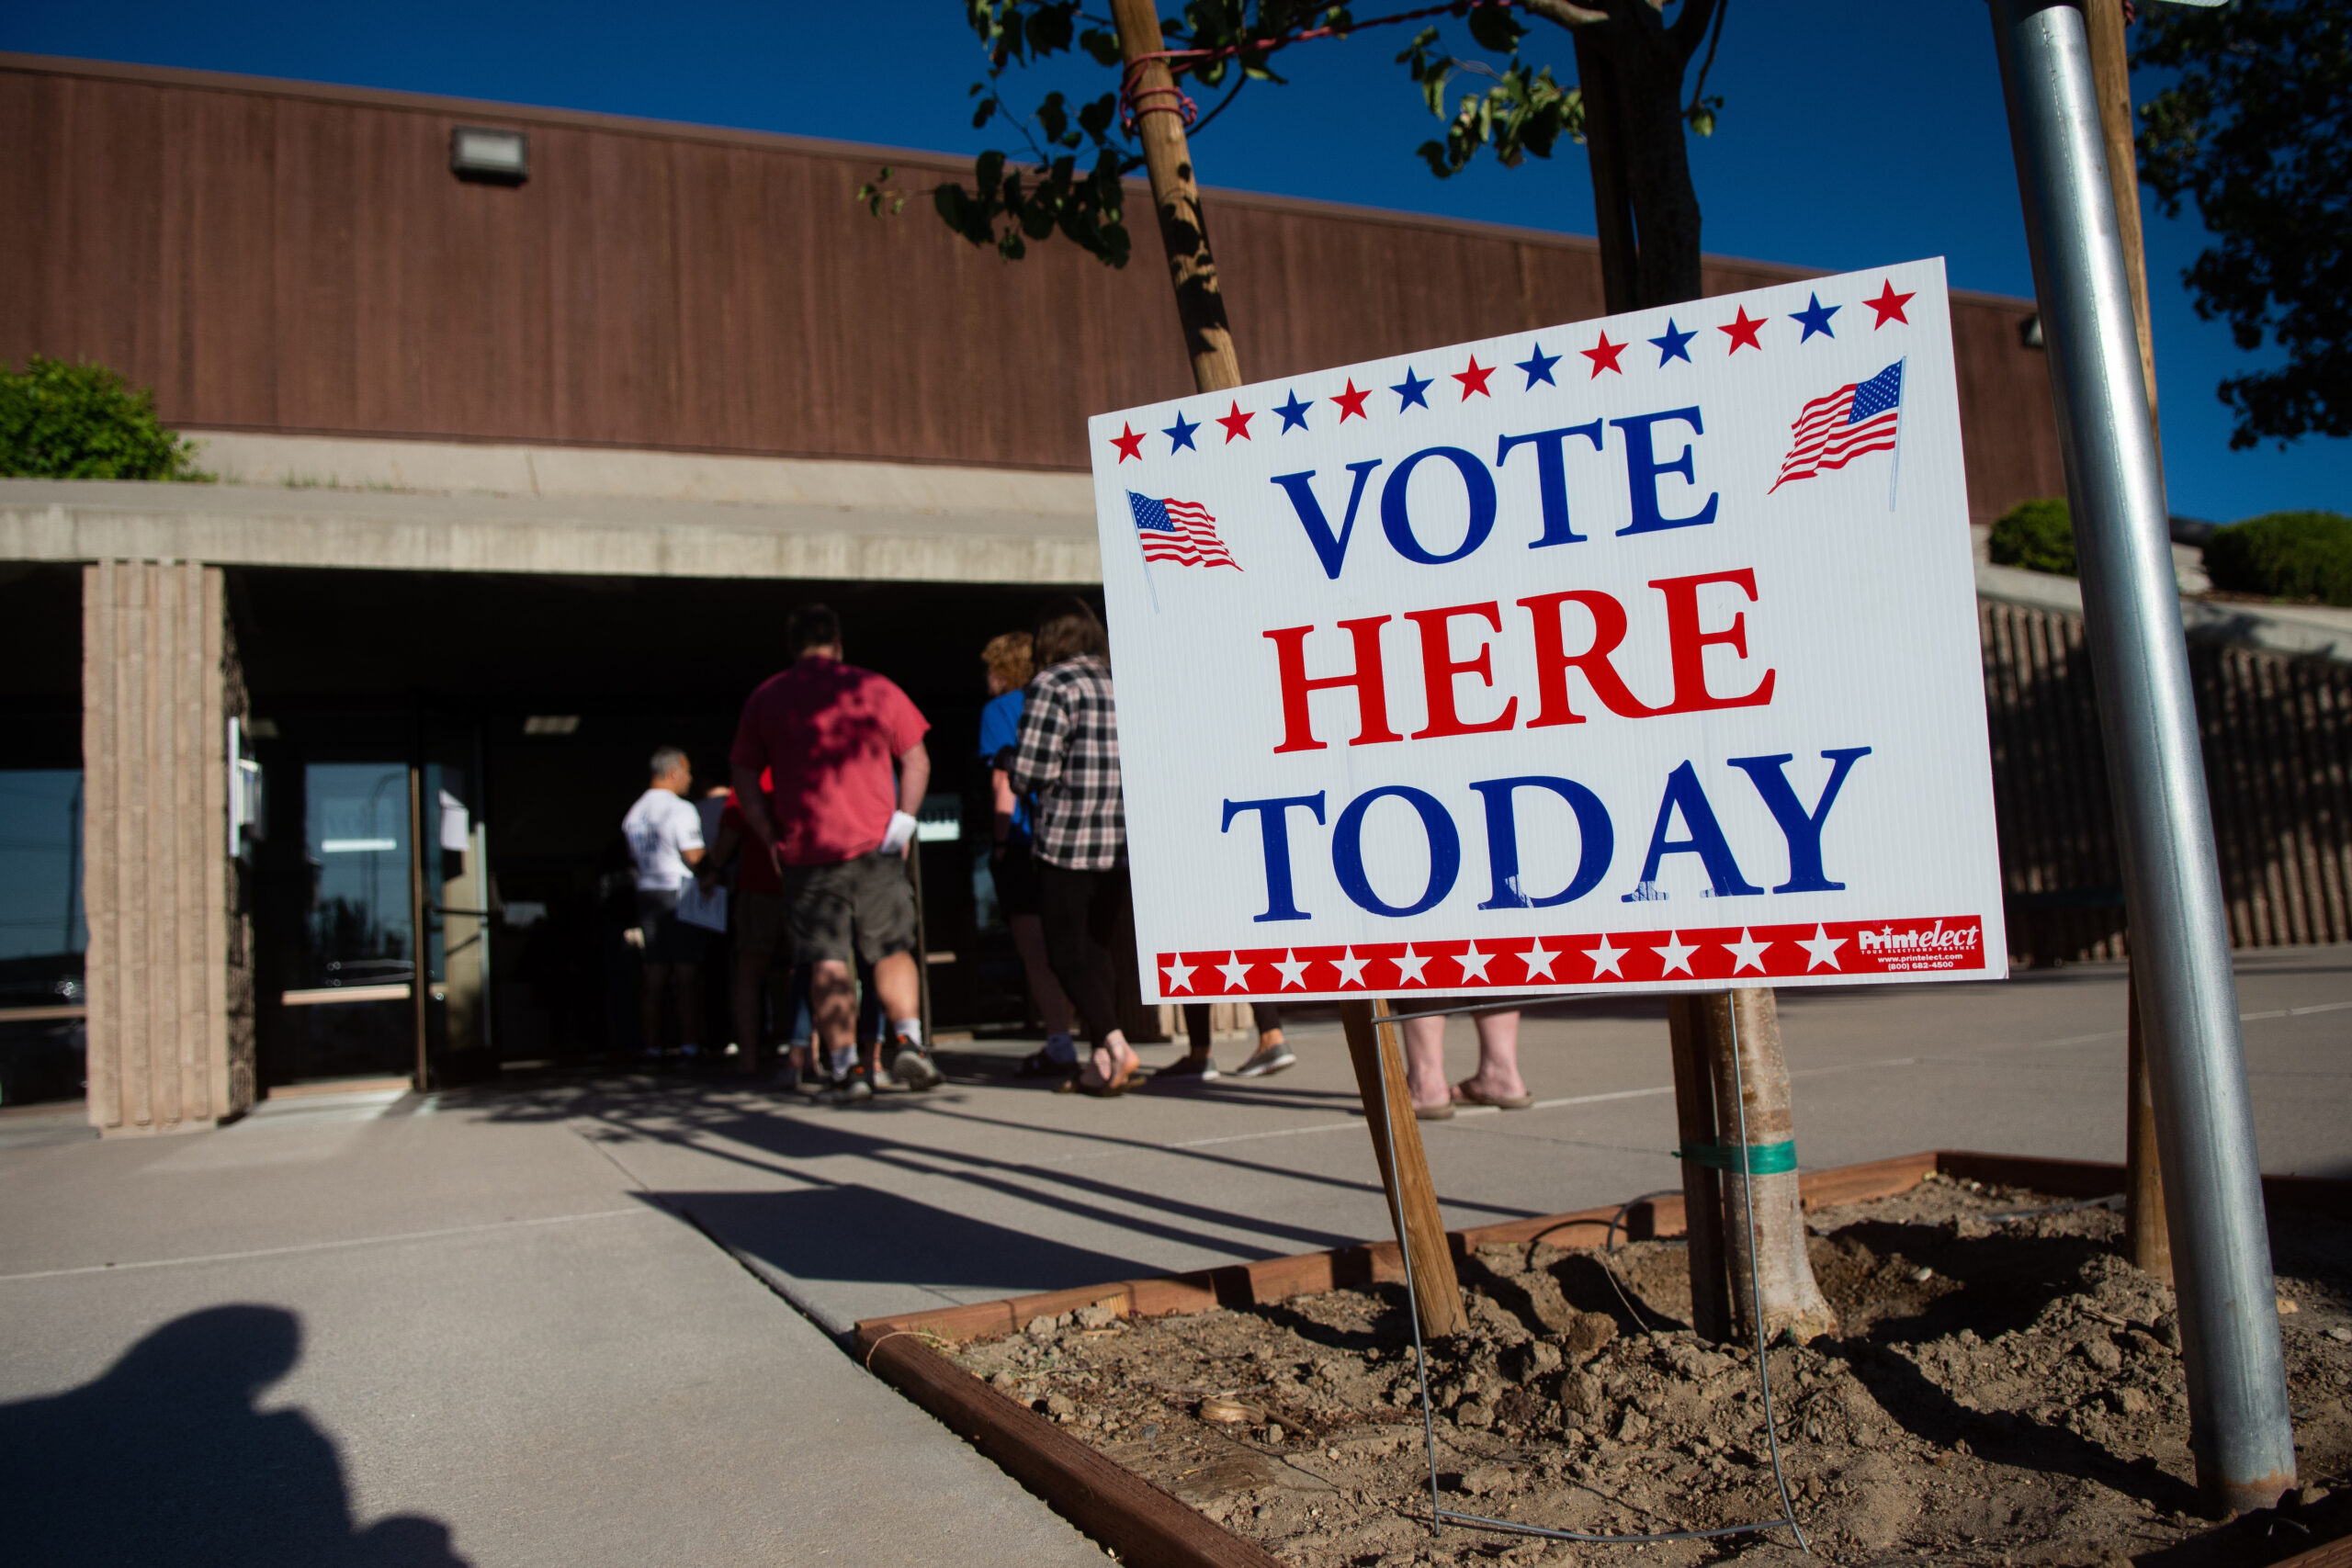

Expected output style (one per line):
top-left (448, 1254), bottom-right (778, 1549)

top-left (1089, 258), bottom-right (2006, 1003)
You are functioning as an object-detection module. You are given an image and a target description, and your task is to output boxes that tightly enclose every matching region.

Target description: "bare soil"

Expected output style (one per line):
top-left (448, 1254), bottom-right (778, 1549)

top-left (948, 1174), bottom-right (2352, 1566)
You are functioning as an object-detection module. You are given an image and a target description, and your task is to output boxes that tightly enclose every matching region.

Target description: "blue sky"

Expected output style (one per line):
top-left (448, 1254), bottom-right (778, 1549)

top-left (6, 0), bottom-right (2342, 521)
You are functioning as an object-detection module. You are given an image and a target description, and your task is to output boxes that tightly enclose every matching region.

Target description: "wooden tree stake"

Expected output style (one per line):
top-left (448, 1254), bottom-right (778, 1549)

top-left (1108, 0), bottom-right (1243, 393)
top-left (1105, 0), bottom-right (1455, 1337)
top-left (1340, 998), bottom-right (1469, 1338)
top-left (2086, 0), bottom-right (2173, 1281)
top-left (1666, 998), bottom-right (1733, 1341)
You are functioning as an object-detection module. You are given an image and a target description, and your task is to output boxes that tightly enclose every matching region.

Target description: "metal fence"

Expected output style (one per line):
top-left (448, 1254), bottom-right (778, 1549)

top-left (1982, 599), bottom-right (2352, 963)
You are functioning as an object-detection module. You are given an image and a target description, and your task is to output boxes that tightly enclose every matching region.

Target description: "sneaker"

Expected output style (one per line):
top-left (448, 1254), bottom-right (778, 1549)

top-left (893, 1039), bottom-right (944, 1091)
top-left (1231, 1042), bottom-right (1296, 1078)
top-left (1156, 1055), bottom-right (1220, 1083)
top-left (825, 1066), bottom-right (874, 1106)
top-left (789, 1068), bottom-right (825, 1100)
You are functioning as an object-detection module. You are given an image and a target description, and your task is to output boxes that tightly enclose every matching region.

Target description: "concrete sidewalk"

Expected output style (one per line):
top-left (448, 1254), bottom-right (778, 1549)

top-left (1, 948), bottom-right (2343, 1564)
top-left (0, 1090), bottom-right (1108, 1567)
top-left (466, 946), bottom-right (2352, 1337)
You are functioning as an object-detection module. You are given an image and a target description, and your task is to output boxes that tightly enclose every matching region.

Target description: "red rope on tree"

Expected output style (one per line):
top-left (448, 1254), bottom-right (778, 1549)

top-left (1120, 0), bottom-right (1520, 131)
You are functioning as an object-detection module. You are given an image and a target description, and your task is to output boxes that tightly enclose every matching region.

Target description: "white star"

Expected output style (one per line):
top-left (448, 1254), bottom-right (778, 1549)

top-left (1584, 935), bottom-right (1627, 978)
top-left (1653, 931), bottom-right (1698, 976)
top-left (1217, 951), bottom-right (1253, 991)
top-left (1798, 924), bottom-right (1846, 971)
top-left (1332, 948), bottom-right (1370, 987)
top-left (1454, 944), bottom-right (1494, 983)
top-left (1272, 949), bottom-right (1311, 989)
top-left (1392, 945), bottom-right (1431, 985)
top-left (1724, 928), bottom-right (1771, 975)
top-left (1521, 941), bottom-right (1560, 981)
top-left (1162, 958), bottom-right (1196, 993)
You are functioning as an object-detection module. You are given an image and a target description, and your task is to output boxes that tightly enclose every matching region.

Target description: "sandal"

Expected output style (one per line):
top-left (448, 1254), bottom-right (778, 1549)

top-left (1453, 1078), bottom-right (1533, 1110)
top-left (1412, 1099), bottom-right (1455, 1121)
top-left (1080, 1059), bottom-right (1140, 1098)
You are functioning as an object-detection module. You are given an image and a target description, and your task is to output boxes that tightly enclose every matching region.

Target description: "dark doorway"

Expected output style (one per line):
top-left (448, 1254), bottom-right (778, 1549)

top-left (230, 566), bottom-right (1091, 1084)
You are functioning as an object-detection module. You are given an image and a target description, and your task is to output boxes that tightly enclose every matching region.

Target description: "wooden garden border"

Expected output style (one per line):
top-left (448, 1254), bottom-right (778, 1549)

top-left (852, 1150), bottom-right (2351, 1568)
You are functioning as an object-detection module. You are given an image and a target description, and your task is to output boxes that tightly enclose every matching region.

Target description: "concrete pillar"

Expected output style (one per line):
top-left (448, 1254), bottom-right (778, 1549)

top-left (81, 560), bottom-right (254, 1134)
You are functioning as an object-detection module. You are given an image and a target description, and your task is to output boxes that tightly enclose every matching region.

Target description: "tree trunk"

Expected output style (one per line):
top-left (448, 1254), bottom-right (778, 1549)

top-left (1702, 988), bottom-right (1837, 1344)
top-left (1570, 30), bottom-right (1640, 313)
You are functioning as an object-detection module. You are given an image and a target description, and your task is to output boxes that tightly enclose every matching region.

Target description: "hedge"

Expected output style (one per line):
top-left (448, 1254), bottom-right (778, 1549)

top-left (2203, 512), bottom-right (2352, 607)
top-left (0, 357), bottom-right (208, 481)
top-left (1987, 497), bottom-right (2075, 576)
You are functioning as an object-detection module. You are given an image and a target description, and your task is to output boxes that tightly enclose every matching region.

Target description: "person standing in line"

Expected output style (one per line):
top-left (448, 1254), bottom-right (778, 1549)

top-left (696, 770), bottom-right (815, 1088)
top-left (1003, 604), bottom-right (1138, 1097)
top-left (729, 604), bottom-right (941, 1105)
top-left (978, 632), bottom-right (1080, 1079)
top-left (621, 747), bottom-right (707, 1062)
top-left (1402, 1006), bottom-right (1531, 1119)
top-left (1165, 1002), bottom-right (1295, 1082)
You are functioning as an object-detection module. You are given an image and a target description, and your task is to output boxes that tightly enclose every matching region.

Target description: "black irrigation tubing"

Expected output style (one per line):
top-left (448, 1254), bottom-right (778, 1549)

top-left (1375, 1013), bottom-right (1815, 1551)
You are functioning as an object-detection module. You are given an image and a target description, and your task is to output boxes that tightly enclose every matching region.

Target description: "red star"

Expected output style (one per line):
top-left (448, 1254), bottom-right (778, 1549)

top-left (1331, 378), bottom-right (1371, 422)
top-left (1581, 333), bottom-right (1626, 377)
top-left (1452, 356), bottom-right (1495, 400)
top-left (1864, 279), bottom-right (1916, 329)
top-left (1109, 423), bottom-right (1146, 463)
top-left (1719, 307), bottom-right (1767, 354)
top-left (1216, 401), bottom-right (1254, 443)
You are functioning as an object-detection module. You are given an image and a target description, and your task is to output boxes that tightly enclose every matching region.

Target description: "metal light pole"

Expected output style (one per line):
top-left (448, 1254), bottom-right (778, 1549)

top-left (1988, 0), bottom-right (2295, 1516)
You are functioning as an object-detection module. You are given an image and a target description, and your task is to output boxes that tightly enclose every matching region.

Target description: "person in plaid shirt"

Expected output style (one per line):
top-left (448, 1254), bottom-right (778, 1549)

top-left (1003, 604), bottom-right (1138, 1095)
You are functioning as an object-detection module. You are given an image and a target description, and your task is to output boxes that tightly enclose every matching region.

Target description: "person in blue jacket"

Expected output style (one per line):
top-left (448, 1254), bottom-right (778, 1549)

top-left (978, 633), bottom-right (1078, 1077)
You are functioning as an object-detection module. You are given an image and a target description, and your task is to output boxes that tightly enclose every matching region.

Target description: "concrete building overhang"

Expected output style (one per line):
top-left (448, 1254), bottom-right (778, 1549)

top-left (0, 447), bottom-right (1101, 585)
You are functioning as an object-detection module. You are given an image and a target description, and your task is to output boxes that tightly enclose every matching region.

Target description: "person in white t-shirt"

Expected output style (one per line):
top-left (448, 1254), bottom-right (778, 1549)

top-left (622, 747), bottom-right (707, 1062)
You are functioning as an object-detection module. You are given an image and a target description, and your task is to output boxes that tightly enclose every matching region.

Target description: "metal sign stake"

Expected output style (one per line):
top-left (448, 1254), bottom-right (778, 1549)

top-left (1988, 0), bottom-right (2295, 1515)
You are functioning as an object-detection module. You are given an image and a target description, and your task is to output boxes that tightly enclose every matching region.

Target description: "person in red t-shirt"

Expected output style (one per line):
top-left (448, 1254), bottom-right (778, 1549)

top-left (729, 604), bottom-right (939, 1104)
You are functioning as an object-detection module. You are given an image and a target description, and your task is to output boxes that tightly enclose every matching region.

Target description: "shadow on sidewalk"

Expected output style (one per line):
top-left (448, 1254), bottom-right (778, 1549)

top-left (0, 1305), bottom-right (469, 1567)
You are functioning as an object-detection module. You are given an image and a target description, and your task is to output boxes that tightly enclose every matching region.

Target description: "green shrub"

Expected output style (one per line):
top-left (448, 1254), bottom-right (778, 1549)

top-left (1988, 497), bottom-right (2075, 576)
top-left (2203, 512), bottom-right (2352, 606)
top-left (0, 357), bottom-right (208, 480)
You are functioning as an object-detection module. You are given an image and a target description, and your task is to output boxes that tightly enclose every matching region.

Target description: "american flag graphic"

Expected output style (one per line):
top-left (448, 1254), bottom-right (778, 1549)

top-left (1770, 359), bottom-right (1905, 492)
top-left (1128, 491), bottom-right (1239, 570)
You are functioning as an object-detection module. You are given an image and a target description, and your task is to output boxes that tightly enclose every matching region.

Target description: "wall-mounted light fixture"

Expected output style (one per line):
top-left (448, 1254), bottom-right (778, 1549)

top-left (2018, 314), bottom-right (2045, 350)
top-left (450, 126), bottom-right (529, 185)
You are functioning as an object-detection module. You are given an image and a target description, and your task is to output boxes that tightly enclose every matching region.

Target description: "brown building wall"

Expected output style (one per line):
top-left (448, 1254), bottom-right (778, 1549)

top-left (0, 54), bottom-right (2066, 519)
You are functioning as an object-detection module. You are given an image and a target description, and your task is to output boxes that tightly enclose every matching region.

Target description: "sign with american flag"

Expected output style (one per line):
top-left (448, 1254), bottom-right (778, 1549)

top-left (1088, 260), bottom-right (2003, 1002)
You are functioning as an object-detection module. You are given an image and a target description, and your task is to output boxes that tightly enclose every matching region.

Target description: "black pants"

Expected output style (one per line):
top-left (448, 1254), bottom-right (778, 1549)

top-left (1183, 1002), bottom-right (1280, 1052)
top-left (1037, 862), bottom-right (1132, 1051)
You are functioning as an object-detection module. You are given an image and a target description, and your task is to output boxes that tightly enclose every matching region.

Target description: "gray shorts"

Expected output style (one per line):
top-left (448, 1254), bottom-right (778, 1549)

top-left (780, 852), bottom-right (919, 967)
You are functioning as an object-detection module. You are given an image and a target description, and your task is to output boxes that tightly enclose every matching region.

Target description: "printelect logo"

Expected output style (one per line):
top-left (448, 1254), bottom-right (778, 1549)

top-left (1857, 920), bottom-right (1979, 954)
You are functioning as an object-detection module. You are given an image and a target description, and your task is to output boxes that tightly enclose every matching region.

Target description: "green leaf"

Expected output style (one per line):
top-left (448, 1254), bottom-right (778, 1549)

top-left (1080, 27), bottom-right (1123, 65)
top-left (1465, 4), bottom-right (1526, 55)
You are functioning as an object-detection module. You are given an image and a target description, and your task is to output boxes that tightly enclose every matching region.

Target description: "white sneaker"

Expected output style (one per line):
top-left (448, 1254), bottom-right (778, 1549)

top-left (893, 1040), bottom-right (944, 1091)
top-left (1232, 1043), bottom-right (1296, 1078)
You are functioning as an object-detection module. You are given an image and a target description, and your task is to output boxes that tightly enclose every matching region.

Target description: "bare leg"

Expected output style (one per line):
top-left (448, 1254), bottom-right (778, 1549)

top-left (1401, 1013), bottom-right (1450, 1109)
top-left (1008, 913), bottom-right (1073, 1037)
top-left (871, 949), bottom-right (921, 1030)
top-left (1462, 1010), bottom-right (1526, 1100)
top-left (809, 959), bottom-right (857, 1065)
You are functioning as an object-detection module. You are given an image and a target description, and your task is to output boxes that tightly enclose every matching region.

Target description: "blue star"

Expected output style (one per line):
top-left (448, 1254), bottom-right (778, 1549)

top-left (1273, 389), bottom-right (1313, 433)
top-left (1515, 344), bottom-right (1561, 389)
top-left (1791, 293), bottom-right (1840, 342)
top-left (1391, 367), bottom-right (1432, 411)
top-left (1649, 319), bottom-right (1695, 366)
top-left (1163, 411), bottom-right (1199, 452)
